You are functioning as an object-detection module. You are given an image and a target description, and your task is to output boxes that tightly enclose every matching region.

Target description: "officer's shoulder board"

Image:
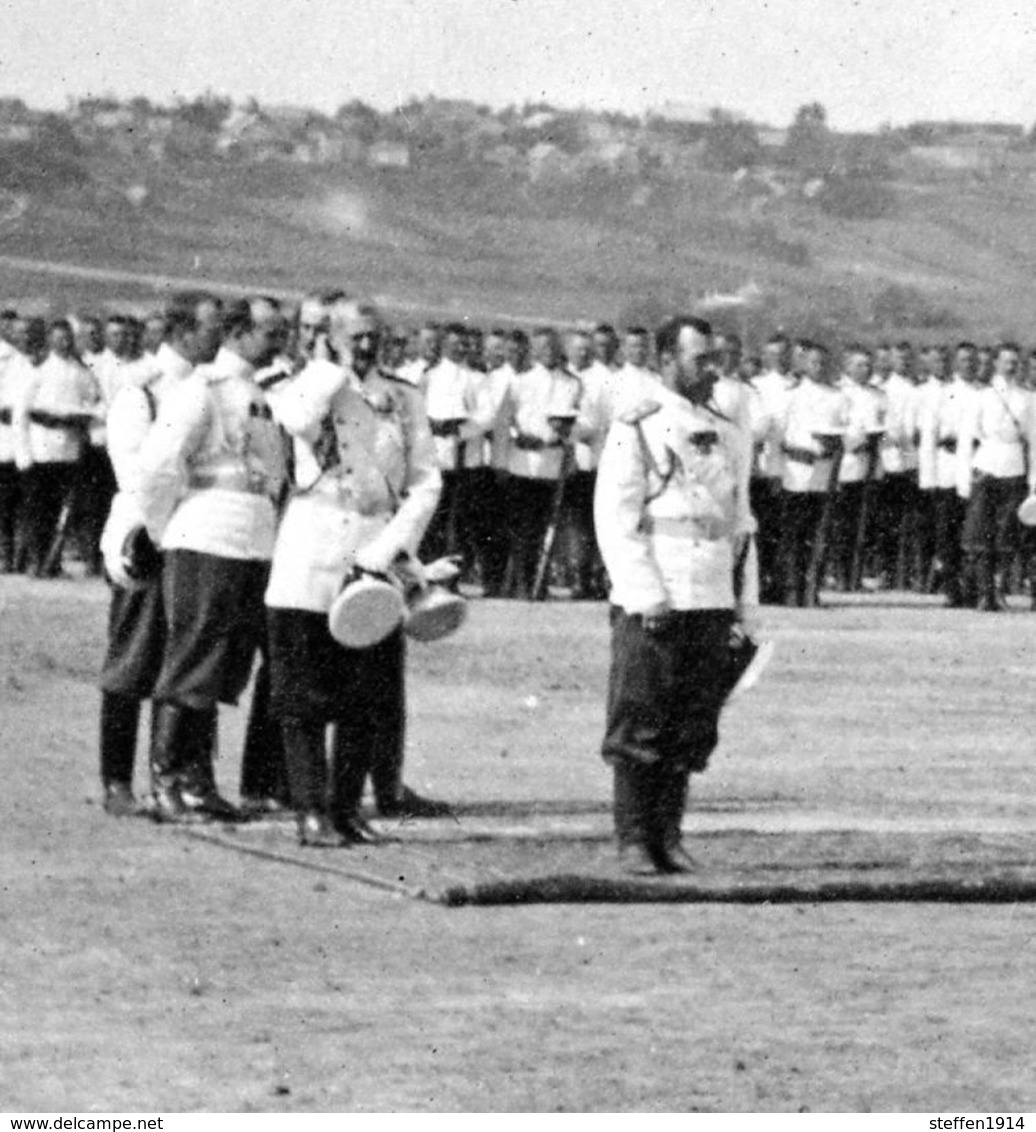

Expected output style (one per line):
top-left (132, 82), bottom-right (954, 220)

top-left (618, 399), bottom-right (662, 426)
top-left (376, 367), bottom-right (412, 387)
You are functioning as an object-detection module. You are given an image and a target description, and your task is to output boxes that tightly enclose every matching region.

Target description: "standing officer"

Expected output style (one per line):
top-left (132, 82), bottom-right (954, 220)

top-left (595, 316), bottom-right (757, 876)
top-left (134, 296), bottom-right (288, 821)
top-left (265, 299), bottom-right (443, 845)
top-left (97, 293), bottom-right (223, 816)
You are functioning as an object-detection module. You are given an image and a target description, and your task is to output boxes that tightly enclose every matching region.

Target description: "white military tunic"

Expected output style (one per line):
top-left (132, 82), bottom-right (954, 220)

top-left (595, 386), bottom-right (757, 616)
top-left (135, 346), bottom-right (286, 560)
top-left (779, 378), bottom-right (853, 494)
top-left (838, 380), bottom-right (887, 485)
top-left (955, 376), bottom-right (1036, 499)
top-left (917, 376), bottom-right (976, 492)
top-left (265, 361), bottom-right (441, 614)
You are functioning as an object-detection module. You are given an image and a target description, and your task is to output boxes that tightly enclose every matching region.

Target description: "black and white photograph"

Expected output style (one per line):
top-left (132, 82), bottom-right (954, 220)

top-left (1, 0), bottom-right (1035, 1117)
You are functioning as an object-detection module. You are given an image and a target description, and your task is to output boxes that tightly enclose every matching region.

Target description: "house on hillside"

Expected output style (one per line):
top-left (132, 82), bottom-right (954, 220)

top-left (527, 141), bottom-right (571, 182)
top-left (482, 143), bottom-right (523, 175)
top-left (368, 140), bottom-right (411, 169)
top-left (757, 127), bottom-right (789, 151)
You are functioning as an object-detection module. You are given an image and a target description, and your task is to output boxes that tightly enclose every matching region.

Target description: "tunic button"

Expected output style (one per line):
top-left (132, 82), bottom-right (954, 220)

top-left (344, 467), bottom-right (353, 474)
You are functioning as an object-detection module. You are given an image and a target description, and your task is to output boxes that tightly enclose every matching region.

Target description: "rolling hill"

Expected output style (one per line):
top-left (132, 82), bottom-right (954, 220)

top-left (2, 150), bottom-right (1035, 346)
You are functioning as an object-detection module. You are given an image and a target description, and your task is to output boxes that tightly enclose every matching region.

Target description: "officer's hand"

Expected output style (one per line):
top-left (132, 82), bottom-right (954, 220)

top-left (313, 332), bottom-right (339, 364)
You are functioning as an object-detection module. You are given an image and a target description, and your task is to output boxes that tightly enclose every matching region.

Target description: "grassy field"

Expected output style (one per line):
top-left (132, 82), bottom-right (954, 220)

top-left (1, 575), bottom-right (1034, 1112)
top-left (4, 153), bottom-right (1036, 341)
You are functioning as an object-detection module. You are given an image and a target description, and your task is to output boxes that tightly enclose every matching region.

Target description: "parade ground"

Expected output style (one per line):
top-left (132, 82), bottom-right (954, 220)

top-left (2, 576), bottom-right (1035, 1112)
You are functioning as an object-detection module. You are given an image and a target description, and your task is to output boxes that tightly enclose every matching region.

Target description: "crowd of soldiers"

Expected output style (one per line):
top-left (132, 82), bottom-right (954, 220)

top-left (2, 303), bottom-right (1034, 614)
top-left (2, 290), bottom-right (1034, 867)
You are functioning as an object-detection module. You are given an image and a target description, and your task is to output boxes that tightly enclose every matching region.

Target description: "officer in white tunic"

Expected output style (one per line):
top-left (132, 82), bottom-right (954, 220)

top-left (96, 293), bottom-right (223, 817)
top-left (135, 296), bottom-right (288, 822)
top-left (265, 299), bottom-right (442, 846)
top-left (595, 316), bottom-right (757, 876)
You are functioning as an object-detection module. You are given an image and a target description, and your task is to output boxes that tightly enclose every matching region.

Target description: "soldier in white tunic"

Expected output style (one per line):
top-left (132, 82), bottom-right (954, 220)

top-left (833, 345), bottom-right (886, 590)
top-left (955, 343), bottom-right (1036, 611)
top-left (0, 316), bottom-right (33, 572)
top-left (264, 300), bottom-right (442, 846)
top-left (12, 319), bottom-right (102, 577)
top-left (777, 342), bottom-right (854, 606)
top-left (595, 316), bottom-right (757, 876)
top-left (749, 333), bottom-right (797, 603)
top-left (501, 327), bottom-right (582, 599)
top-left (917, 342), bottom-right (979, 606)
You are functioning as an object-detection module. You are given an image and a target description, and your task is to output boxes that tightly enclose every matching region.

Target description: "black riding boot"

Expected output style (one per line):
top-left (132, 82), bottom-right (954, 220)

top-left (281, 719), bottom-right (344, 847)
top-left (975, 554), bottom-right (1004, 612)
top-left (149, 701), bottom-right (200, 823)
top-left (240, 662), bottom-right (291, 812)
top-left (612, 759), bottom-right (663, 876)
top-left (99, 692), bottom-right (142, 815)
top-left (178, 707), bottom-right (241, 820)
top-left (331, 723), bottom-right (382, 844)
top-left (657, 764), bottom-right (696, 873)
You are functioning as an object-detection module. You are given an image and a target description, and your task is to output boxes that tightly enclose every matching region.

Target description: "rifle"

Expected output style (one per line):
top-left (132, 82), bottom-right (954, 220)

top-left (803, 435), bottom-right (845, 607)
top-left (41, 476), bottom-right (79, 578)
top-left (532, 427), bottom-right (575, 601)
top-left (849, 433), bottom-right (882, 592)
top-left (444, 427), bottom-right (466, 560)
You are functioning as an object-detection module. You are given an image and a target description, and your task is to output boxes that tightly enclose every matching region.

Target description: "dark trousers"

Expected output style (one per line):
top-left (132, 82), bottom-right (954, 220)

top-left (602, 606), bottom-right (733, 774)
top-left (269, 608), bottom-right (406, 821)
top-left (479, 470), bottom-right (511, 596)
top-left (18, 461), bottom-right (75, 576)
top-left (931, 488), bottom-right (967, 598)
top-left (154, 550), bottom-right (270, 711)
top-left (778, 491), bottom-right (826, 606)
top-left (962, 474), bottom-right (1025, 561)
top-left (561, 469), bottom-right (605, 597)
top-left (421, 468), bottom-right (486, 577)
top-left (830, 481), bottom-right (864, 590)
top-left (239, 659), bottom-right (290, 805)
top-left (0, 461), bottom-right (21, 571)
top-left (98, 571), bottom-right (167, 790)
top-left (506, 475), bottom-right (557, 599)
top-left (877, 472), bottom-right (919, 588)
top-left (76, 446), bottom-right (117, 575)
top-left (750, 477), bottom-right (783, 603)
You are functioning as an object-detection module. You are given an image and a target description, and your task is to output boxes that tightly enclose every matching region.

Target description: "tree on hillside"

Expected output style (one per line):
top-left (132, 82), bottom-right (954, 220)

top-left (702, 109), bottom-right (762, 170)
top-left (173, 92), bottom-right (232, 135)
top-left (0, 113), bottom-right (87, 191)
top-left (335, 100), bottom-right (382, 144)
top-left (783, 101), bottom-right (835, 177)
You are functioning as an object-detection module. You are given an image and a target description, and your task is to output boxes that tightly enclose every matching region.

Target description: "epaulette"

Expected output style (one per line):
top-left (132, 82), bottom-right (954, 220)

top-left (618, 399), bottom-right (662, 426)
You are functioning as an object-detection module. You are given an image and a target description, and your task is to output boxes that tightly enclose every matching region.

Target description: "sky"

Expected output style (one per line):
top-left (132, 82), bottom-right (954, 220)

top-left (0, 0), bottom-right (1034, 131)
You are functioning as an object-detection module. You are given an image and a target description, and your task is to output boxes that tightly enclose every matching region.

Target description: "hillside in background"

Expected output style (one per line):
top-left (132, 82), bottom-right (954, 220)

top-left (3, 125), bottom-right (1036, 346)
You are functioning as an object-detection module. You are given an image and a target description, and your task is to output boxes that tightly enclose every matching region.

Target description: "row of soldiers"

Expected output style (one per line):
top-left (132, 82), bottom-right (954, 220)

top-left (1, 300), bottom-right (1034, 612)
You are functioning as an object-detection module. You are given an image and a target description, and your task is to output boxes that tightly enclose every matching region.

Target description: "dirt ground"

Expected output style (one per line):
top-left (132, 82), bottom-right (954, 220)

top-left (1, 575), bottom-right (1035, 1113)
